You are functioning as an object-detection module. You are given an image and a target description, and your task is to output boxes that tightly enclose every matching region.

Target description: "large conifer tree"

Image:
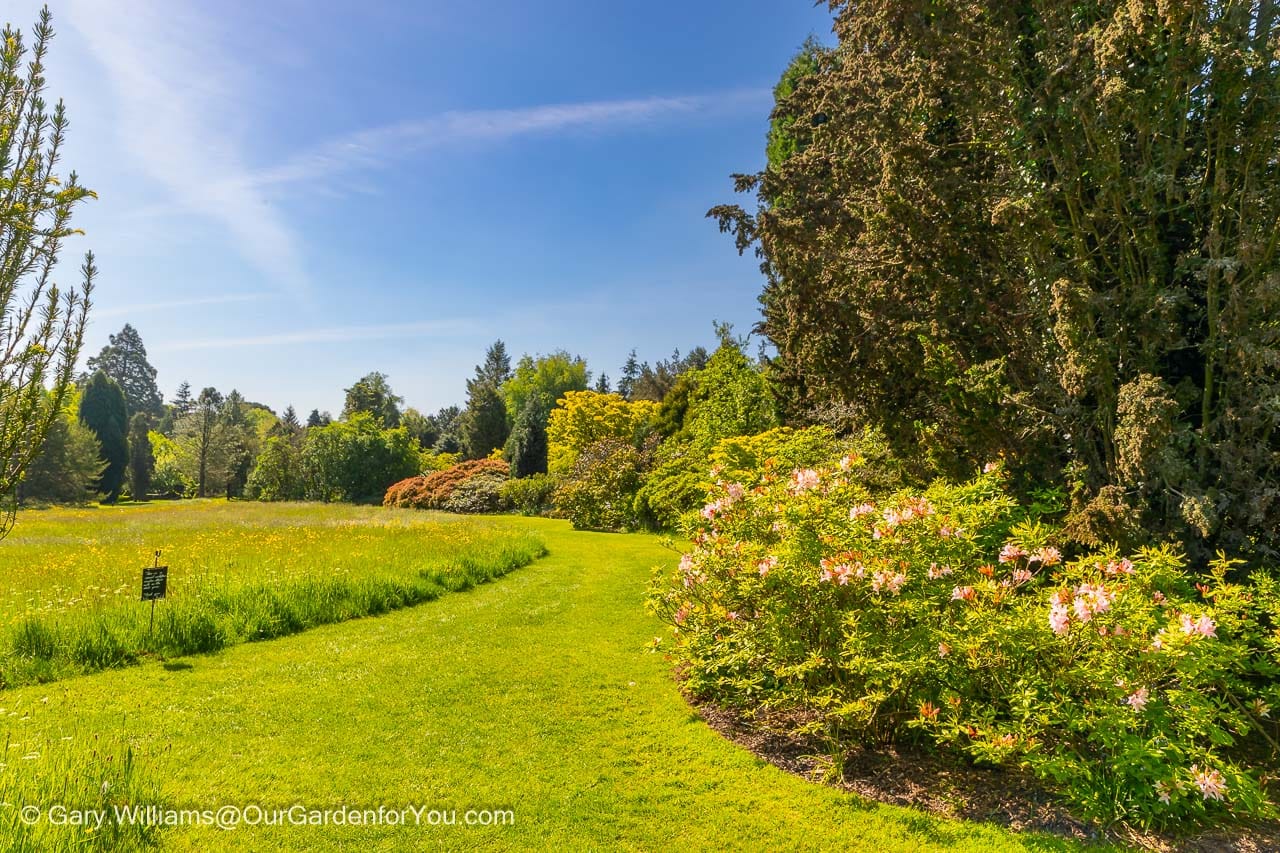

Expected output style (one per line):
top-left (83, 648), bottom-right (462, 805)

top-left (78, 371), bottom-right (129, 502)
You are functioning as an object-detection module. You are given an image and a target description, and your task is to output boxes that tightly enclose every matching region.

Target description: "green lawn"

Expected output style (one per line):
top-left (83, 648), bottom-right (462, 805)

top-left (2, 510), bottom-right (1095, 851)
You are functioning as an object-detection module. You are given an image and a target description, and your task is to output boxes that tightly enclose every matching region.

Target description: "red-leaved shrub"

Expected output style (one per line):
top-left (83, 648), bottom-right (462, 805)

top-left (384, 459), bottom-right (510, 511)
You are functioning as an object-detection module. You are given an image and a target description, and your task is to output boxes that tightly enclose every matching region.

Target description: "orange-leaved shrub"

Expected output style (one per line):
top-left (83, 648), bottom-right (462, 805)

top-left (384, 458), bottom-right (510, 512)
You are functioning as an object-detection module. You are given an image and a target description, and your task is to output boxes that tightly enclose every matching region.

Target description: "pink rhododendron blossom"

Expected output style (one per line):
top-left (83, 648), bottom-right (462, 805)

top-left (1192, 766), bottom-right (1227, 801)
top-left (1011, 568), bottom-right (1033, 584)
top-left (1152, 590), bottom-right (1167, 605)
top-left (1155, 781), bottom-right (1172, 805)
top-left (1102, 558), bottom-right (1134, 576)
top-left (1072, 583), bottom-right (1113, 622)
top-left (788, 468), bottom-right (820, 493)
top-left (938, 643), bottom-right (950, 657)
top-left (927, 562), bottom-right (954, 580)
top-left (1180, 614), bottom-right (1217, 638)
top-left (674, 605), bottom-right (690, 625)
top-left (838, 453), bottom-right (861, 471)
top-left (998, 543), bottom-right (1027, 563)
top-left (757, 555), bottom-right (778, 577)
top-left (951, 586), bottom-right (975, 602)
top-left (872, 571), bottom-right (907, 595)
top-left (1126, 687), bottom-right (1150, 711)
top-left (983, 461), bottom-right (1000, 473)
top-left (1031, 546), bottom-right (1062, 566)
top-left (849, 502), bottom-right (876, 520)
top-left (725, 611), bottom-right (739, 621)
top-left (679, 554), bottom-right (695, 573)
top-left (1049, 603), bottom-right (1071, 635)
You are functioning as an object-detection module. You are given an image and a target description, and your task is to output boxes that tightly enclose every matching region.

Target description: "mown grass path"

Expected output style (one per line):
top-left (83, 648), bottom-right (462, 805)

top-left (7, 517), bottom-right (1093, 851)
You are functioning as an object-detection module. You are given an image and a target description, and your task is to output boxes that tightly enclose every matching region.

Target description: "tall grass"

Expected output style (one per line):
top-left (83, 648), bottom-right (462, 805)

top-left (0, 705), bottom-right (163, 852)
top-left (0, 501), bottom-right (546, 688)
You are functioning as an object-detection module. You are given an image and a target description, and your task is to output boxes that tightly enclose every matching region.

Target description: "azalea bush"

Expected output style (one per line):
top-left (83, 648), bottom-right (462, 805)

top-left (648, 453), bottom-right (1280, 829)
top-left (383, 458), bottom-right (509, 512)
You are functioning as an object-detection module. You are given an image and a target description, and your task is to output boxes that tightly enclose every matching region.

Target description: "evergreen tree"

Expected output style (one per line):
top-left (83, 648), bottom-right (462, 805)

top-left (618, 350), bottom-right (641, 400)
top-left (430, 406), bottom-right (463, 454)
top-left (342, 372), bottom-right (403, 427)
top-left (460, 341), bottom-right (513, 459)
top-left (85, 324), bottom-right (163, 416)
top-left (171, 382), bottom-right (194, 418)
top-left (594, 373), bottom-right (611, 394)
top-left (127, 413), bottom-right (154, 499)
top-left (507, 394), bottom-right (551, 477)
top-left (19, 410), bottom-right (105, 505)
top-left (281, 405), bottom-right (301, 431)
top-left (78, 371), bottom-right (129, 501)
top-left (306, 409), bottom-right (330, 428)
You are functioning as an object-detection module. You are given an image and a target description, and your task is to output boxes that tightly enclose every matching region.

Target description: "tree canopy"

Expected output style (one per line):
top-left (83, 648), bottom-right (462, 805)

top-left (711, 1), bottom-right (1280, 559)
top-left (86, 324), bottom-right (163, 416)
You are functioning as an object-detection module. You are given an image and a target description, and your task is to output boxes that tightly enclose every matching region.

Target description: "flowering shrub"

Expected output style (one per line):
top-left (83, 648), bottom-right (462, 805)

top-left (383, 458), bottom-right (509, 511)
top-left (648, 454), bottom-right (1280, 828)
top-left (636, 425), bottom-right (860, 532)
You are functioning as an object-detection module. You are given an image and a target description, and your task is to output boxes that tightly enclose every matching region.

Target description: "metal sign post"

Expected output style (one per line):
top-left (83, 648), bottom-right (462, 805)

top-left (141, 550), bottom-right (168, 636)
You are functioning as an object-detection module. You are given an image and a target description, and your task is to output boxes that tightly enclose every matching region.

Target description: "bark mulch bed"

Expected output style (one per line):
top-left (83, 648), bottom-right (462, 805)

top-left (688, 694), bottom-right (1280, 852)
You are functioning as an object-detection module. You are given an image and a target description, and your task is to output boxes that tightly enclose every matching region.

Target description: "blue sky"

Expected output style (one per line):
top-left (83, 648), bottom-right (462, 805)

top-left (10, 0), bottom-right (834, 416)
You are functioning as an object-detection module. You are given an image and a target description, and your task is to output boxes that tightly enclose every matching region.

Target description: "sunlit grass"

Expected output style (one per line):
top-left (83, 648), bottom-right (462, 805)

top-left (0, 517), bottom-right (1091, 851)
top-left (0, 500), bottom-right (546, 687)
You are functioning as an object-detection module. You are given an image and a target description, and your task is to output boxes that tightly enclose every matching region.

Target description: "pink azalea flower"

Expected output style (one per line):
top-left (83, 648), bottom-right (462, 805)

top-left (927, 562), bottom-right (954, 580)
top-left (1193, 615), bottom-right (1217, 638)
top-left (679, 554), bottom-right (695, 572)
top-left (1011, 568), bottom-right (1033, 584)
top-left (757, 555), bottom-right (778, 577)
top-left (674, 605), bottom-right (690, 625)
top-left (726, 611), bottom-right (739, 621)
top-left (850, 502), bottom-right (876, 520)
top-left (983, 461), bottom-right (1000, 474)
top-left (1031, 546), bottom-right (1062, 566)
top-left (838, 453), bottom-right (861, 471)
top-left (1152, 590), bottom-right (1166, 605)
top-left (998, 543), bottom-right (1027, 564)
top-left (1154, 781), bottom-right (1172, 805)
top-left (1049, 603), bottom-right (1071, 635)
top-left (937, 642), bottom-right (950, 657)
top-left (1126, 687), bottom-right (1150, 711)
top-left (789, 468), bottom-right (821, 493)
top-left (725, 482), bottom-right (745, 502)
top-left (951, 586), bottom-right (975, 603)
top-left (1072, 582), bottom-right (1113, 622)
top-left (1192, 765), bottom-right (1227, 801)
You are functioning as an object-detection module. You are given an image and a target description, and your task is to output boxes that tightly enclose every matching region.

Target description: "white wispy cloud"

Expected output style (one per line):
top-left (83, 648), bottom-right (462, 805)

top-left (238, 89), bottom-right (771, 192)
top-left (63, 0), bottom-right (310, 298)
top-left (154, 320), bottom-right (481, 353)
top-left (94, 293), bottom-right (269, 319)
